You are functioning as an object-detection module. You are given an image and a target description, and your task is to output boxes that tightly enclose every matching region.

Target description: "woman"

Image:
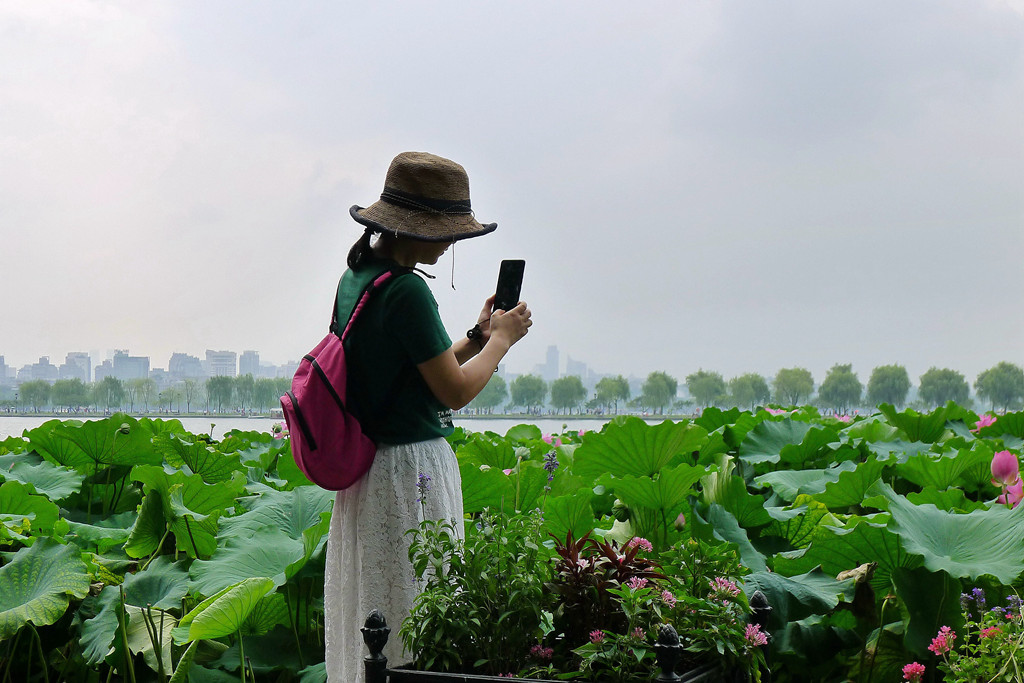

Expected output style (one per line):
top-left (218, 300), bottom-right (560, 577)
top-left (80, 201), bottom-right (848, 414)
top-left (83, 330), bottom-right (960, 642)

top-left (323, 151), bottom-right (532, 682)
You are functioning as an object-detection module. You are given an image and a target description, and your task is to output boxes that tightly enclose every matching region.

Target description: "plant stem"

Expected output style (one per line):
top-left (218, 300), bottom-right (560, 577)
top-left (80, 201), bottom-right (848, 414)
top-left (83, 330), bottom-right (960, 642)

top-left (1, 629), bottom-right (23, 683)
top-left (238, 634), bottom-right (246, 683)
top-left (29, 624), bottom-right (49, 683)
top-left (183, 517), bottom-right (200, 557)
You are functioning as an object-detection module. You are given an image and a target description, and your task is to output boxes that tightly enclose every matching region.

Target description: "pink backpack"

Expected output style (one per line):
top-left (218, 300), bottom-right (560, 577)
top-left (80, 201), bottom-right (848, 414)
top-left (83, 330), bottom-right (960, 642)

top-left (280, 268), bottom-right (405, 490)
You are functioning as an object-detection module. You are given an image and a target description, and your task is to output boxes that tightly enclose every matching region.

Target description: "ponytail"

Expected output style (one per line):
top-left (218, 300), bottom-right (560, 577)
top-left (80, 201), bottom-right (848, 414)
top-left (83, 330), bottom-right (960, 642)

top-left (347, 229), bottom-right (374, 268)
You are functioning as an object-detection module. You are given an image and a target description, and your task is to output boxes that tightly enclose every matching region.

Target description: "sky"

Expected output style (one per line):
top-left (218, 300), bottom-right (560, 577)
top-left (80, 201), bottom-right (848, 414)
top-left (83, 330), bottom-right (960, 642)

top-left (2, 0), bottom-right (1022, 388)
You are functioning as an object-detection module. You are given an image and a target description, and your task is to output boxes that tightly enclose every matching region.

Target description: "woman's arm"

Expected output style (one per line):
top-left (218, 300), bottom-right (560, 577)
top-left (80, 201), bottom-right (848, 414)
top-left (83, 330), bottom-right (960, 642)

top-left (453, 295), bottom-right (495, 365)
top-left (418, 302), bottom-right (531, 410)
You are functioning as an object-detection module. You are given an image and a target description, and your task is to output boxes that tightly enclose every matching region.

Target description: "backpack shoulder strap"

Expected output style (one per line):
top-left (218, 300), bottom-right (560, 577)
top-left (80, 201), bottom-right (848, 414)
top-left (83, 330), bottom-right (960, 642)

top-left (330, 266), bottom-right (413, 340)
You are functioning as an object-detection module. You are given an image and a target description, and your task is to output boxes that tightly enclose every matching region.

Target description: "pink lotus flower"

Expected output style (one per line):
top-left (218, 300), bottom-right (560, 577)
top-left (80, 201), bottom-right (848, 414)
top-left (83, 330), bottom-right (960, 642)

top-left (541, 434), bottom-right (563, 447)
top-left (991, 450), bottom-right (1021, 487)
top-left (744, 623), bottom-right (768, 647)
top-left (502, 468), bottom-right (514, 475)
top-left (589, 630), bottom-right (604, 644)
top-left (927, 625), bottom-right (956, 655)
top-left (997, 478), bottom-right (1023, 508)
top-left (902, 662), bottom-right (925, 683)
top-left (836, 414), bottom-right (851, 423)
top-left (674, 512), bottom-right (687, 530)
top-left (973, 413), bottom-right (997, 432)
top-left (578, 429), bottom-right (586, 437)
top-left (765, 407), bottom-right (788, 416)
top-left (626, 537), bottom-right (654, 553)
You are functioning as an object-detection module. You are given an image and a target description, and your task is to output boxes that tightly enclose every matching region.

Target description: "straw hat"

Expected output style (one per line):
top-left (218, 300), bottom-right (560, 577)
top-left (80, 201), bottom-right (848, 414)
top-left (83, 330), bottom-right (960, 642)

top-left (350, 152), bottom-right (497, 242)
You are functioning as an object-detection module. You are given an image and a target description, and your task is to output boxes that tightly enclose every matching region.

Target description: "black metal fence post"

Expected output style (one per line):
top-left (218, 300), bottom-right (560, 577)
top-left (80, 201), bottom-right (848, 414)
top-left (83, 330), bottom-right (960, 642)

top-left (363, 609), bottom-right (391, 683)
top-left (653, 624), bottom-right (682, 682)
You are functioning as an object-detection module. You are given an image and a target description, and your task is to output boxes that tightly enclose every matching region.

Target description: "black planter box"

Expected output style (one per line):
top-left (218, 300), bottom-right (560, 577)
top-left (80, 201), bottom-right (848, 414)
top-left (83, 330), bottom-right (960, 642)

top-left (361, 592), bottom-right (771, 683)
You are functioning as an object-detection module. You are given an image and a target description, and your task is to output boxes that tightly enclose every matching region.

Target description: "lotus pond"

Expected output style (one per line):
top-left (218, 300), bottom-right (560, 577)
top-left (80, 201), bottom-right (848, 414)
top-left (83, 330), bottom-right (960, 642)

top-left (1, 403), bottom-right (1022, 682)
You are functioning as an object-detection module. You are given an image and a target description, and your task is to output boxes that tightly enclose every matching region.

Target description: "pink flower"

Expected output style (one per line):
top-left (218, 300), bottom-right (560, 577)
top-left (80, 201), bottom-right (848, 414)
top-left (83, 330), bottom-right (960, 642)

top-left (927, 626), bottom-right (956, 655)
top-left (661, 590), bottom-right (677, 607)
top-left (997, 478), bottom-right (1024, 508)
top-left (836, 414), bottom-right (851, 423)
top-left (744, 623), bottom-right (768, 647)
top-left (991, 450), bottom-right (1021, 487)
top-left (710, 577), bottom-right (741, 597)
top-left (578, 429), bottom-right (586, 437)
top-left (541, 434), bottom-right (562, 446)
top-left (530, 644), bottom-right (553, 661)
top-left (632, 627), bottom-right (645, 640)
top-left (980, 626), bottom-right (1002, 639)
top-left (589, 630), bottom-right (604, 644)
top-left (626, 576), bottom-right (649, 590)
top-left (542, 433), bottom-right (553, 444)
top-left (765, 407), bottom-right (788, 416)
top-left (272, 421), bottom-right (289, 438)
top-left (674, 512), bottom-right (687, 530)
top-left (626, 537), bottom-right (653, 553)
top-left (902, 662), bottom-right (925, 683)
top-left (502, 468), bottom-right (514, 475)
top-left (973, 413), bottom-right (997, 432)
top-left (576, 558), bottom-right (590, 570)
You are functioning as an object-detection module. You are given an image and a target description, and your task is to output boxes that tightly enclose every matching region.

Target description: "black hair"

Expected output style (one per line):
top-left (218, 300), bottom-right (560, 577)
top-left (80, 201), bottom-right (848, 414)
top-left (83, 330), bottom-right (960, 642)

top-left (347, 229), bottom-right (375, 268)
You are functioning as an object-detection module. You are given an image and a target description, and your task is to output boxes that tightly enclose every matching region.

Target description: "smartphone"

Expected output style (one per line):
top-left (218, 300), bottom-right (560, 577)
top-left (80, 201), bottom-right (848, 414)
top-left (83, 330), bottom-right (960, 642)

top-left (493, 259), bottom-right (525, 312)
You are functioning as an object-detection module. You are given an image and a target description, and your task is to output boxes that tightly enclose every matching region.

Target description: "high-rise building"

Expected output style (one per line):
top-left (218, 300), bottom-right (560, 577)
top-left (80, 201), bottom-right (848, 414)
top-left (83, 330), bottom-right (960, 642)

top-left (60, 352), bottom-right (92, 383)
top-left (112, 350), bottom-right (150, 381)
top-left (239, 350), bottom-right (260, 377)
top-left (30, 357), bottom-right (59, 383)
top-left (169, 353), bottom-right (205, 381)
top-left (205, 350), bottom-right (237, 377)
top-left (95, 360), bottom-right (114, 382)
top-left (0, 356), bottom-right (7, 386)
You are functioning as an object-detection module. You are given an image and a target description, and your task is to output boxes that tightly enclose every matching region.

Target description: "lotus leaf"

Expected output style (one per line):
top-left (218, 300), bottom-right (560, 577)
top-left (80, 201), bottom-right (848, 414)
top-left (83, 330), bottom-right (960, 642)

top-left (125, 603), bottom-right (177, 673)
top-left (739, 418), bottom-right (812, 466)
top-left (457, 432), bottom-right (520, 470)
top-left (182, 576), bottom-right (275, 641)
top-left (504, 423), bottom-right (542, 441)
top-left (0, 479), bottom-right (60, 537)
top-left (755, 461), bottom-right (857, 501)
top-left (877, 404), bottom-right (948, 443)
top-left (869, 481), bottom-right (1024, 584)
top-left (122, 555), bottom-right (191, 610)
top-left (189, 529), bottom-right (306, 595)
top-left (690, 502), bottom-right (767, 572)
top-left (0, 451), bottom-right (84, 501)
top-left (153, 432), bottom-right (246, 484)
top-left (572, 417), bottom-right (706, 480)
top-left (895, 446), bottom-right (990, 491)
top-left (124, 489), bottom-right (167, 558)
top-left (892, 565), bottom-right (964, 657)
top-left (542, 489), bottom-right (596, 542)
top-left (766, 496), bottom-right (837, 549)
top-left (744, 567), bottom-right (856, 629)
top-left (239, 592), bottom-right (290, 635)
top-left (0, 537), bottom-right (90, 639)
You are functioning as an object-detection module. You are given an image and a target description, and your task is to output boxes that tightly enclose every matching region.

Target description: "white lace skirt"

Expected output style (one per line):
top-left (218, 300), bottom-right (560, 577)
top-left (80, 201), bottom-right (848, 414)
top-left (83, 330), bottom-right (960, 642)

top-left (323, 437), bottom-right (464, 683)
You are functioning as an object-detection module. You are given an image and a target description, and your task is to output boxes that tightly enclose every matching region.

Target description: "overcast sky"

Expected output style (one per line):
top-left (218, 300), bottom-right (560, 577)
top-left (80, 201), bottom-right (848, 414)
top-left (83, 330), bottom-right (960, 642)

top-left (2, 0), bottom-right (1022, 387)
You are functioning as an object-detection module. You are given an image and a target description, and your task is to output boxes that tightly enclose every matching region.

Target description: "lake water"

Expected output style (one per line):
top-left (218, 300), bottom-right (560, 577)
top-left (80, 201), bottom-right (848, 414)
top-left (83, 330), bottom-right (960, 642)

top-left (0, 414), bottom-right (667, 440)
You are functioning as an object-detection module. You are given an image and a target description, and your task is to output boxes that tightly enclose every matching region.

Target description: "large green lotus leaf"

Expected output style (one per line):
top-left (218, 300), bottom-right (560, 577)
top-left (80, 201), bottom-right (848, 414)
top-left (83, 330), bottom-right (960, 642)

top-left (694, 407), bottom-right (742, 431)
top-left (61, 415), bottom-right (164, 468)
top-left (78, 585), bottom-right (123, 666)
top-left (504, 423), bottom-right (542, 441)
top-left (744, 568), bottom-right (855, 629)
top-left (843, 418), bottom-right (899, 443)
top-left (895, 446), bottom-right (990, 491)
top-left (186, 577), bottom-right (275, 641)
top-left (298, 662), bottom-right (328, 683)
top-left (172, 583), bottom-right (235, 644)
top-left (239, 592), bottom-right (290, 636)
top-left (739, 419), bottom-right (812, 466)
top-left (778, 426), bottom-right (841, 468)
top-left (124, 489), bottom-right (167, 559)
top-left (169, 641), bottom-right (199, 683)
top-left (755, 461), bottom-right (857, 502)
top-left (543, 489), bottom-right (596, 543)
top-left (459, 463), bottom-right (515, 514)
top-left (868, 481), bottom-right (1024, 584)
top-left (126, 603), bottom-right (177, 674)
top-left (1, 436), bottom-right (29, 454)
top-left (132, 464), bottom-right (244, 558)
top-left (859, 439), bottom-right (933, 464)
top-left (122, 555), bottom-right (191, 611)
top-left (766, 497), bottom-right (837, 550)
top-left (65, 513), bottom-right (135, 553)
top-left (0, 537), bottom-right (90, 639)
top-left (906, 487), bottom-right (988, 513)
top-left (774, 515), bottom-right (922, 596)
top-left (702, 472), bottom-right (772, 528)
top-left (892, 565), bottom-right (965, 657)
top-left (218, 485), bottom-right (333, 542)
top-left (24, 419), bottom-right (92, 469)
top-left (572, 417), bottom-right (707, 481)
top-left (0, 479), bottom-right (60, 536)
top-left (189, 530), bottom-right (305, 595)
top-left (689, 502), bottom-right (767, 573)
top-left (153, 433), bottom-right (245, 484)
top-left (984, 410), bottom-right (1024, 439)
top-left (607, 462), bottom-right (706, 515)
top-left (877, 404), bottom-right (949, 443)
top-left (457, 433), bottom-right (519, 470)
top-left (273, 449), bottom-right (313, 489)
top-left (812, 456), bottom-right (886, 510)
top-left (506, 463), bottom-right (551, 513)
top-left (0, 451), bottom-right (84, 501)
top-left (697, 429), bottom-right (731, 465)
top-left (212, 625), bottom-right (307, 674)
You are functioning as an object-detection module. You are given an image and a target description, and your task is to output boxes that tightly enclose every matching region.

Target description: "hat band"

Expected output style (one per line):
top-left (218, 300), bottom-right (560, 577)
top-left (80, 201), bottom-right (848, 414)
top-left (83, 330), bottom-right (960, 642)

top-left (379, 187), bottom-right (473, 215)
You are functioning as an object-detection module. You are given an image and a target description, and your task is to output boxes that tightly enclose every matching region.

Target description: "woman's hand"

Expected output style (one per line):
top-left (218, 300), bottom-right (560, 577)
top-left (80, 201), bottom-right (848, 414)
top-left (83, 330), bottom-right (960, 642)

top-left (489, 301), bottom-right (532, 347)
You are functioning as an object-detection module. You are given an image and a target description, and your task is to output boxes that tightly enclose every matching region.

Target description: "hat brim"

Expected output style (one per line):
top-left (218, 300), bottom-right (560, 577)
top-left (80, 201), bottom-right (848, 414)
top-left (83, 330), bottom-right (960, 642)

top-left (350, 204), bottom-right (496, 243)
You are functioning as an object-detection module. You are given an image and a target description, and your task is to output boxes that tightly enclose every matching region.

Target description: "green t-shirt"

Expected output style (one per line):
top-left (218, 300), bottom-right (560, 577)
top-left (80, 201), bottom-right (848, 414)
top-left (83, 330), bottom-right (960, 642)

top-left (336, 256), bottom-right (454, 445)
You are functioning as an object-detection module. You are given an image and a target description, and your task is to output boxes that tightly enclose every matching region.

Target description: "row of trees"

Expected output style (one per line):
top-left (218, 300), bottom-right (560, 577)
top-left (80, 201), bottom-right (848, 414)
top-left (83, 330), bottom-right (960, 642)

top-left (6, 375), bottom-right (293, 414)
top-left (466, 361), bottom-right (1024, 415)
top-left (687, 361), bottom-right (1024, 413)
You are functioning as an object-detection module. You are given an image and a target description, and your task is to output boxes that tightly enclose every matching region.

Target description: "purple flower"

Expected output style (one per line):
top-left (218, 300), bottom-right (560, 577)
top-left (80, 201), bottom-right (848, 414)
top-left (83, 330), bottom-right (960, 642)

top-left (543, 451), bottom-right (559, 481)
top-left (661, 590), bottom-right (677, 607)
top-left (626, 576), bottom-right (649, 590)
top-left (971, 588), bottom-right (986, 611)
top-left (416, 472), bottom-right (431, 503)
top-left (960, 592), bottom-right (971, 611)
